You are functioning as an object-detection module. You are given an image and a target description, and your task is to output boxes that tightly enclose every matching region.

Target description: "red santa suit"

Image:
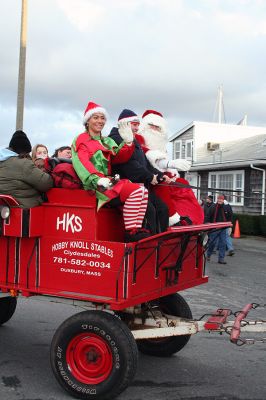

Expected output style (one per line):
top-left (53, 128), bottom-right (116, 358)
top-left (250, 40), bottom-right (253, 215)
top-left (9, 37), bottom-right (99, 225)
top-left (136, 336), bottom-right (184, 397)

top-left (139, 110), bottom-right (204, 225)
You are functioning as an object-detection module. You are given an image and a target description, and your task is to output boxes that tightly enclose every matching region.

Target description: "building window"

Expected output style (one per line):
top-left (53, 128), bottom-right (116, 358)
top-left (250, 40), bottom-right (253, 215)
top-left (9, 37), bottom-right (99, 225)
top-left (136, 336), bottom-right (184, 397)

top-left (210, 174), bottom-right (216, 193)
top-left (208, 170), bottom-right (244, 205)
top-left (235, 173), bottom-right (243, 203)
top-left (185, 140), bottom-right (193, 160)
top-left (174, 140), bottom-right (182, 159)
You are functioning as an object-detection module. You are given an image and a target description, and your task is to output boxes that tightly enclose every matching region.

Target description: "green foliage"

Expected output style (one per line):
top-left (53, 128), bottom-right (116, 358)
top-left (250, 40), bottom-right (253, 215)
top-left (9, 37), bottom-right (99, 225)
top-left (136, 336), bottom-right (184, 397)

top-left (232, 214), bottom-right (266, 237)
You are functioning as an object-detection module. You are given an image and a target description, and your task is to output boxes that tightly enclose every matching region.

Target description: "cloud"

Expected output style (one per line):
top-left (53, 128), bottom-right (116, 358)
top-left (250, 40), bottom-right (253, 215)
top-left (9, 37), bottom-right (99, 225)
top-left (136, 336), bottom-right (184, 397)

top-left (1, 0), bottom-right (266, 151)
top-left (214, 10), bottom-right (266, 37)
top-left (57, 0), bottom-right (106, 32)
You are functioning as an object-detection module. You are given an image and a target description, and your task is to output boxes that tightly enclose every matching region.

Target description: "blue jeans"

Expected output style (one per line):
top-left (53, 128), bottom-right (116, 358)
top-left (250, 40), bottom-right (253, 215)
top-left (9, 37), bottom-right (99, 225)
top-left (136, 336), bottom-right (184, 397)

top-left (207, 229), bottom-right (227, 261)
top-left (226, 228), bottom-right (234, 251)
top-left (215, 228), bottom-right (234, 251)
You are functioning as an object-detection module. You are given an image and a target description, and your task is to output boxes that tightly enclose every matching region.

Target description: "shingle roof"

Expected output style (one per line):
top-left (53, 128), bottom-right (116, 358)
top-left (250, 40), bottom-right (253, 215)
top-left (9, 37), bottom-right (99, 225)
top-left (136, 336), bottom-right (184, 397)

top-left (192, 134), bottom-right (266, 170)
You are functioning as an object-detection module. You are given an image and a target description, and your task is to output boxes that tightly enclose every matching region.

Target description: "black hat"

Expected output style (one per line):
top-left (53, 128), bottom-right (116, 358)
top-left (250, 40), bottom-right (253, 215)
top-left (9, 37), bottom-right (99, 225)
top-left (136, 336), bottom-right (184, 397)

top-left (118, 109), bottom-right (139, 123)
top-left (207, 195), bottom-right (213, 200)
top-left (9, 130), bottom-right (32, 154)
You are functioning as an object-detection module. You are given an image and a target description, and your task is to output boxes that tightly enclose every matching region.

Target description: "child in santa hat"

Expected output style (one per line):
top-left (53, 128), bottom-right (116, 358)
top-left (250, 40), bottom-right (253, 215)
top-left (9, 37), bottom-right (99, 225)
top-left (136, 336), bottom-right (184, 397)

top-left (72, 101), bottom-right (150, 242)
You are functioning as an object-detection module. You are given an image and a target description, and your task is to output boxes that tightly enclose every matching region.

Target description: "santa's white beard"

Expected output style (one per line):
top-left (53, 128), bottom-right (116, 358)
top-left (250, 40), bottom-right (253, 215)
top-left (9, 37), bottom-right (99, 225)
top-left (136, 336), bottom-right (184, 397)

top-left (140, 127), bottom-right (168, 152)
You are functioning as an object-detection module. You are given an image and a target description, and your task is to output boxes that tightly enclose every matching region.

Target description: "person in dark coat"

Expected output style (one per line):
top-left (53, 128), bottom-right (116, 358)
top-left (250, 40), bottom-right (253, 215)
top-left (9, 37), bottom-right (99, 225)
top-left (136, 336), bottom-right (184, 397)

top-left (109, 109), bottom-right (170, 234)
top-left (0, 131), bottom-right (53, 207)
top-left (205, 194), bottom-right (232, 264)
top-left (203, 195), bottom-right (214, 222)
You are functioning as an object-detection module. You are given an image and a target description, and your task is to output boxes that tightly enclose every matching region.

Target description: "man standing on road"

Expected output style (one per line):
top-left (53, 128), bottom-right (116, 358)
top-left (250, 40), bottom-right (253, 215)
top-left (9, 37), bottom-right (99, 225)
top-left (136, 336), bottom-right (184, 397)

top-left (205, 194), bottom-right (232, 264)
top-left (203, 195), bottom-right (214, 222)
top-left (224, 197), bottom-right (235, 256)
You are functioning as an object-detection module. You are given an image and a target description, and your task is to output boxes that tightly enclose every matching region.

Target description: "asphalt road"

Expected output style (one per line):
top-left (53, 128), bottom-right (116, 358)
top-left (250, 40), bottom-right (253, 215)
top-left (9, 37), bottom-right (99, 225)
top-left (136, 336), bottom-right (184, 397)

top-left (0, 236), bottom-right (266, 400)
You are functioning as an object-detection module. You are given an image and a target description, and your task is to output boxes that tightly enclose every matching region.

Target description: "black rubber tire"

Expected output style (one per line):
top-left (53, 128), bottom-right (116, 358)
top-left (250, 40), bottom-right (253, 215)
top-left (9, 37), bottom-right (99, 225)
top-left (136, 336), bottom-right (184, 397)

top-left (0, 296), bottom-right (17, 325)
top-left (50, 310), bottom-right (138, 400)
top-left (137, 293), bottom-right (192, 357)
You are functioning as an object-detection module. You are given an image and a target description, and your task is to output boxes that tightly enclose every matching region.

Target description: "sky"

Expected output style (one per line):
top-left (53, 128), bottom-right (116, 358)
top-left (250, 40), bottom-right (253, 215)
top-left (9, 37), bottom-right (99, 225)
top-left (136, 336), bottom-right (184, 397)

top-left (1, 0), bottom-right (266, 153)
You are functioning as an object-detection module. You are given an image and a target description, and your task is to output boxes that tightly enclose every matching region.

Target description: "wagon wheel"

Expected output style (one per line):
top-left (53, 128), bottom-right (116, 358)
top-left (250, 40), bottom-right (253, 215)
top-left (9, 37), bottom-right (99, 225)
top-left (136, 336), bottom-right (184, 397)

top-left (137, 293), bottom-right (193, 357)
top-left (50, 310), bottom-right (138, 400)
top-left (0, 296), bottom-right (17, 325)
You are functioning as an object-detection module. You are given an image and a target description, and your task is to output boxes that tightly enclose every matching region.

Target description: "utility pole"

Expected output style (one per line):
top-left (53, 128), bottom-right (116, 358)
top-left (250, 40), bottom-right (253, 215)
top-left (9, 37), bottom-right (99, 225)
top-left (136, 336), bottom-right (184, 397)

top-left (16, 0), bottom-right (28, 130)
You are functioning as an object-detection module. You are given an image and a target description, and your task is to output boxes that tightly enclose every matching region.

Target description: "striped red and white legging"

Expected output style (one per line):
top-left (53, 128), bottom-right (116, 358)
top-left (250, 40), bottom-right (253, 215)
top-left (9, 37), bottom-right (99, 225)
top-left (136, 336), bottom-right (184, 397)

top-left (122, 186), bottom-right (148, 231)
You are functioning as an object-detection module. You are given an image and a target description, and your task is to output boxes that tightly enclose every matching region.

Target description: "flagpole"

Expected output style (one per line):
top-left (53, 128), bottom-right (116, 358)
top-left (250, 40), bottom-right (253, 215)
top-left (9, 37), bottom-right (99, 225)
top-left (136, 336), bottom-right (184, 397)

top-left (16, 0), bottom-right (28, 130)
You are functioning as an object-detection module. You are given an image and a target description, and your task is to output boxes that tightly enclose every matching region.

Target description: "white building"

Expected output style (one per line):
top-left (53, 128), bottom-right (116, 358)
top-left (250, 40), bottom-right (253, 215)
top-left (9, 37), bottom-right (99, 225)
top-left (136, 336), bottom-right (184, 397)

top-left (169, 121), bottom-right (266, 215)
top-left (170, 121), bottom-right (266, 163)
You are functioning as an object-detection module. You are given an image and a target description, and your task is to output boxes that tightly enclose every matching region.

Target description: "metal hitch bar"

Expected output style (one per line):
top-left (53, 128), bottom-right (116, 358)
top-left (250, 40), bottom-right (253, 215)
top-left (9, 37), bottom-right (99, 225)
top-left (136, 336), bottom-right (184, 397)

top-left (130, 303), bottom-right (266, 345)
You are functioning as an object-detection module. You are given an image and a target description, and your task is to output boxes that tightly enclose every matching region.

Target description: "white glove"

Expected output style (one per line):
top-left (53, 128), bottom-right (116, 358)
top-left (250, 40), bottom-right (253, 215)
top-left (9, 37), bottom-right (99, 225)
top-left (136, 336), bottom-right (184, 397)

top-left (156, 158), bottom-right (169, 169)
top-left (97, 177), bottom-right (112, 189)
top-left (118, 120), bottom-right (133, 143)
top-left (168, 159), bottom-right (191, 171)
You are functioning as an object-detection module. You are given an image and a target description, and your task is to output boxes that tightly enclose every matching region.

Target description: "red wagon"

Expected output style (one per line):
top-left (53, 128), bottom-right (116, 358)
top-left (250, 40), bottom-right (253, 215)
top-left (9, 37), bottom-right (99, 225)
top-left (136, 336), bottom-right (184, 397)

top-left (0, 188), bottom-right (231, 399)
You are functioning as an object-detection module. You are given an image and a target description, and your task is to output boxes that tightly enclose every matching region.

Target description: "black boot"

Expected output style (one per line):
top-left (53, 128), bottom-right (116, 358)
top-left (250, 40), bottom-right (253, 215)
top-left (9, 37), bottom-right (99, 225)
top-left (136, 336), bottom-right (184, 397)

top-left (125, 228), bottom-right (151, 243)
top-left (173, 216), bottom-right (193, 227)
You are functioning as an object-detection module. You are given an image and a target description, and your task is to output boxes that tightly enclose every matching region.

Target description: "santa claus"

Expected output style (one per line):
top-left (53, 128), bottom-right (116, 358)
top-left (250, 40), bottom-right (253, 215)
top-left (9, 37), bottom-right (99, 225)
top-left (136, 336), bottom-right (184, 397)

top-left (139, 110), bottom-right (204, 225)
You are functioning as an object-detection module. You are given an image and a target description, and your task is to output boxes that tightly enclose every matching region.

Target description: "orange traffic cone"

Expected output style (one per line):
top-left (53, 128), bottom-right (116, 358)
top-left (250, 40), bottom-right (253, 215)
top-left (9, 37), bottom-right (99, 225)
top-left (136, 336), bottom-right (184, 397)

top-left (233, 219), bottom-right (241, 238)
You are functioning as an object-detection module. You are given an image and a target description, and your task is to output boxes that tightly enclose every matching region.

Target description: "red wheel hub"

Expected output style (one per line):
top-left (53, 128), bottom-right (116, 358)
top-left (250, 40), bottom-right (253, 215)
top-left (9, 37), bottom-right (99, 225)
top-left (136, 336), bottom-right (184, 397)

top-left (66, 333), bottom-right (113, 384)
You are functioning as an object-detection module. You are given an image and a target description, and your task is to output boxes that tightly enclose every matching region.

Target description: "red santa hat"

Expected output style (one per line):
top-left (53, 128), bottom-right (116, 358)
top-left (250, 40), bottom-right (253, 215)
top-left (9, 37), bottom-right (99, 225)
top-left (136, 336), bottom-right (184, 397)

top-left (142, 109), bottom-right (166, 131)
top-left (83, 101), bottom-right (108, 125)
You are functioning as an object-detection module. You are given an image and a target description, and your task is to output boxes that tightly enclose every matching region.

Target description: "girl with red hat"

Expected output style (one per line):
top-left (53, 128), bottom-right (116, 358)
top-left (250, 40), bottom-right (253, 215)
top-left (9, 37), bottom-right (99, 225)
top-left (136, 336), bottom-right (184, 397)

top-left (72, 101), bottom-right (150, 242)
